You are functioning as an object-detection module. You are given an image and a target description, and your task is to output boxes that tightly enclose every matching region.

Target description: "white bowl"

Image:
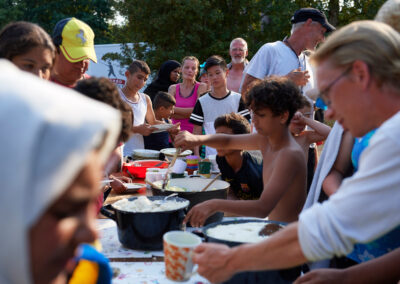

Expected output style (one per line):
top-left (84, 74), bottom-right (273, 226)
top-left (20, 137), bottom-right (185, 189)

top-left (132, 149), bottom-right (160, 159)
top-left (160, 148), bottom-right (192, 161)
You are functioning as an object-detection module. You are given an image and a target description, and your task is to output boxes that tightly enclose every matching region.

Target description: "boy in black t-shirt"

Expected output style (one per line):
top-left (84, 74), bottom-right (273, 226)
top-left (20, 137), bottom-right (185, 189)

top-left (214, 113), bottom-right (263, 200)
top-left (144, 91), bottom-right (176, 150)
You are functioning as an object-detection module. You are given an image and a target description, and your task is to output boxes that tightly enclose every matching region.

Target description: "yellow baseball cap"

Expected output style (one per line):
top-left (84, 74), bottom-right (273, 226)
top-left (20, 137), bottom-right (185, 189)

top-left (52, 17), bottom-right (97, 63)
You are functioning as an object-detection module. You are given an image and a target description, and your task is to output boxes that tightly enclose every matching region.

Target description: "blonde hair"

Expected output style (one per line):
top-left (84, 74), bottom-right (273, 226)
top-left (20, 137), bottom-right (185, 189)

top-left (181, 56), bottom-right (200, 77)
top-left (375, 0), bottom-right (400, 33)
top-left (311, 20), bottom-right (400, 89)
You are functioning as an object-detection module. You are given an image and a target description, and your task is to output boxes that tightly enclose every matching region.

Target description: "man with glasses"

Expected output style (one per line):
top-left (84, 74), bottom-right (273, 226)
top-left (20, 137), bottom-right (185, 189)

top-left (227, 38), bottom-right (249, 93)
top-left (192, 21), bottom-right (400, 284)
top-left (241, 8), bottom-right (335, 99)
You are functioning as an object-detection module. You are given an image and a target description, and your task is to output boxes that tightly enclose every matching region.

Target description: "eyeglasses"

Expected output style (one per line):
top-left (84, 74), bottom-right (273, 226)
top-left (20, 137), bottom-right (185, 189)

top-left (231, 48), bottom-right (246, 52)
top-left (318, 67), bottom-right (351, 107)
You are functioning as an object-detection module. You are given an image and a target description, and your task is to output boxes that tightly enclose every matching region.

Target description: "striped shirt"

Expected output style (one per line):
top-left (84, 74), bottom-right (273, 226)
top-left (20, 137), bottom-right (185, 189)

top-left (189, 91), bottom-right (251, 156)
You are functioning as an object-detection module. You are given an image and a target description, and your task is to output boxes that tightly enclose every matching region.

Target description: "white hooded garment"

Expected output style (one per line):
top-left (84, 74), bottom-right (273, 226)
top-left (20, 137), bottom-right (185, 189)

top-left (0, 60), bottom-right (121, 284)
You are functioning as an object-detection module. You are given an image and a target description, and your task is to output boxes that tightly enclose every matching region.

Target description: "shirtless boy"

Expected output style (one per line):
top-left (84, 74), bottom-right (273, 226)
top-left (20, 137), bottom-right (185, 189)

top-left (175, 77), bottom-right (307, 227)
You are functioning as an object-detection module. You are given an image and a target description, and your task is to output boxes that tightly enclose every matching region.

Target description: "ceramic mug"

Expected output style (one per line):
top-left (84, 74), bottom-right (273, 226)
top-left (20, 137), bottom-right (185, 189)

top-left (163, 231), bottom-right (202, 282)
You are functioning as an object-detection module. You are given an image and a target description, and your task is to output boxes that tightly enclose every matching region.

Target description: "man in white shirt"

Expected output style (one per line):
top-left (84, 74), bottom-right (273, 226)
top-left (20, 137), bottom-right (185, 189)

top-left (191, 20), bottom-right (400, 284)
top-left (241, 8), bottom-right (335, 98)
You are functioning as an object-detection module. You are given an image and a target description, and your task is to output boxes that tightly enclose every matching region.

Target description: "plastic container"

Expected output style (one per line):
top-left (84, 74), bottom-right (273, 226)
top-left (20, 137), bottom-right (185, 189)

top-left (122, 160), bottom-right (168, 179)
top-left (145, 168), bottom-right (168, 183)
top-left (185, 155), bottom-right (199, 175)
top-left (198, 160), bottom-right (211, 178)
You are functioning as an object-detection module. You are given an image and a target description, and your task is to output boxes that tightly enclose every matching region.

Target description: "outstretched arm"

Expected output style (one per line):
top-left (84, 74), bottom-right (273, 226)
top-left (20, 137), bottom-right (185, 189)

top-left (193, 223), bottom-right (307, 283)
top-left (174, 130), bottom-right (262, 152)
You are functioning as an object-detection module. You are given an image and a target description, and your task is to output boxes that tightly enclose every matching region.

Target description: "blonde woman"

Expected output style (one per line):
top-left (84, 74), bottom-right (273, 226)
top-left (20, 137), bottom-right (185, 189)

top-left (169, 56), bottom-right (207, 133)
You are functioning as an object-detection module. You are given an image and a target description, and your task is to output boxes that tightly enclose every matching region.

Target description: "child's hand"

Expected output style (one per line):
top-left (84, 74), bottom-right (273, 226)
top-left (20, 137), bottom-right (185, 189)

top-left (168, 122), bottom-right (181, 136)
top-left (133, 123), bottom-right (155, 136)
top-left (109, 178), bottom-right (128, 194)
top-left (183, 200), bottom-right (217, 227)
top-left (292, 111), bottom-right (305, 124)
top-left (174, 130), bottom-right (199, 150)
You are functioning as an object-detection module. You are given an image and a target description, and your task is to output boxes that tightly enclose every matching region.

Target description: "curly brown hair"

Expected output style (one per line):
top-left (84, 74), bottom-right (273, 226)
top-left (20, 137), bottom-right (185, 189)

top-left (75, 77), bottom-right (133, 142)
top-left (246, 77), bottom-right (306, 125)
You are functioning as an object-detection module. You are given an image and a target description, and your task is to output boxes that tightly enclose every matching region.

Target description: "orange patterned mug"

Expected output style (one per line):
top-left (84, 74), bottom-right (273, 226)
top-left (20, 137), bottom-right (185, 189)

top-left (163, 231), bottom-right (202, 282)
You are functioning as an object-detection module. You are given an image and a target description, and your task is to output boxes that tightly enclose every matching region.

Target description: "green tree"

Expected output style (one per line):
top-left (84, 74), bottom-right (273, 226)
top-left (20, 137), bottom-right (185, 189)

top-left (113, 0), bottom-right (387, 73)
top-left (0, 0), bottom-right (117, 44)
top-left (0, 0), bottom-right (25, 27)
top-left (115, 0), bottom-right (271, 72)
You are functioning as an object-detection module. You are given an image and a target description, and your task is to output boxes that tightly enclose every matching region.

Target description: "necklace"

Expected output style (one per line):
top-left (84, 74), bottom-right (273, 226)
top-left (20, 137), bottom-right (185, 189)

top-left (283, 38), bottom-right (307, 93)
top-left (283, 38), bottom-right (306, 70)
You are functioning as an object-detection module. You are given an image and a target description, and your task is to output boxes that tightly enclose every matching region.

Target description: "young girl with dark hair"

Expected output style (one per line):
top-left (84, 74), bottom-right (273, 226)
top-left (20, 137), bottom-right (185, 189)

top-left (0, 21), bottom-right (55, 79)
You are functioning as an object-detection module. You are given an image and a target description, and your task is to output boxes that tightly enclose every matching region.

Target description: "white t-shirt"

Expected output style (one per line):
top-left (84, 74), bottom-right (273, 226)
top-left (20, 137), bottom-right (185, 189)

top-left (119, 89), bottom-right (147, 156)
top-left (189, 91), bottom-right (250, 157)
top-left (245, 41), bottom-right (315, 96)
top-left (298, 111), bottom-right (400, 261)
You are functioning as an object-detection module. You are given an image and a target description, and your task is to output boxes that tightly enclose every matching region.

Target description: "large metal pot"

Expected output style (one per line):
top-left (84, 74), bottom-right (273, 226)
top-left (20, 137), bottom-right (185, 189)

top-left (100, 196), bottom-right (189, 250)
top-left (202, 219), bottom-right (301, 284)
top-left (151, 177), bottom-right (229, 225)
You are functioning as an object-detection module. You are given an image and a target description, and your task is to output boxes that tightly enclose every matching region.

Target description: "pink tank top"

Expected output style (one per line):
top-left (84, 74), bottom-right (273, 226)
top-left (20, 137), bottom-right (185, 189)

top-left (172, 82), bottom-right (200, 133)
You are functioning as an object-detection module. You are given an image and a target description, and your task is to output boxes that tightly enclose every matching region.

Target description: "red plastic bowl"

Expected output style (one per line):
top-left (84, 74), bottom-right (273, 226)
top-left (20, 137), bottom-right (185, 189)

top-left (122, 160), bottom-right (168, 179)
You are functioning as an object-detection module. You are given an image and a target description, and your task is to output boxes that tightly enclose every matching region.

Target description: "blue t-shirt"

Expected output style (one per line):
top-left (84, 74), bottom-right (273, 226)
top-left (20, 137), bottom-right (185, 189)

top-left (143, 119), bottom-right (172, 151)
top-left (351, 129), bottom-right (377, 171)
top-left (216, 151), bottom-right (263, 200)
top-left (348, 128), bottom-right (400, 263)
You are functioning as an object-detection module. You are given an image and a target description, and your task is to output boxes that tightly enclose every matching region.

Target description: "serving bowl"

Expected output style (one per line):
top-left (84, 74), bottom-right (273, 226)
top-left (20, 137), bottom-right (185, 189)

top-left (100, 196), bottom-right (189, 250)
top-left (202, 219), bottom-right (300, 284)
top-left (151, 177), bottom-right (229, 225)
top-left (160, 148), bottom-right (192, 161)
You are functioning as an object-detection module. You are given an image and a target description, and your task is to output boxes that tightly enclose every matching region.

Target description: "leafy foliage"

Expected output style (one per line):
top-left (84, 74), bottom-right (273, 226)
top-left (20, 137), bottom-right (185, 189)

top-left (0, 0), bottom-right (116, 44)
top-left (115, 0), bottom-right (271, 72)
top-left (0, 0), bottom-right (389, 72)
top-left (114, 0), bottom-right (386, 74)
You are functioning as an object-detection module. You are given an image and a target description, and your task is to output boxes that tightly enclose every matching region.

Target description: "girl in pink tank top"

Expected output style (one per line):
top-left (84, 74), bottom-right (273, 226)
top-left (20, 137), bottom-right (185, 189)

top-left (172, 82), bottom-right (200, 133)
top-left (170, 56), bottom-right (207, 133)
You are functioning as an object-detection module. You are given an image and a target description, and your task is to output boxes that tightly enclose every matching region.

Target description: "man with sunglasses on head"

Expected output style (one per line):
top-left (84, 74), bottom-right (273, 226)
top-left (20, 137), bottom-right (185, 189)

top-left (241, 8), bottom-right (335, 98)
top-left (192, 20), bottom-right (400, 284)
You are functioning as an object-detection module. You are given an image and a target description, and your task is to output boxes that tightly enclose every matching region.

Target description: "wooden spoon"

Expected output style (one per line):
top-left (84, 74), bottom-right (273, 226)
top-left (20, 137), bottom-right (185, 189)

top-left (145, 179), bottom-right (162, 190)
top-left (201, 173), bottom-right (222, 192)
top-left (162, 148), bottom-right (182, 190)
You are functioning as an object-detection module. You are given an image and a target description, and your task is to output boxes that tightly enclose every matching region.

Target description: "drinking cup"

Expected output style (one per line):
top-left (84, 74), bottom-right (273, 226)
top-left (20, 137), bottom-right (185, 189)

top-left (163, 231), bottom-right (202, 281)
